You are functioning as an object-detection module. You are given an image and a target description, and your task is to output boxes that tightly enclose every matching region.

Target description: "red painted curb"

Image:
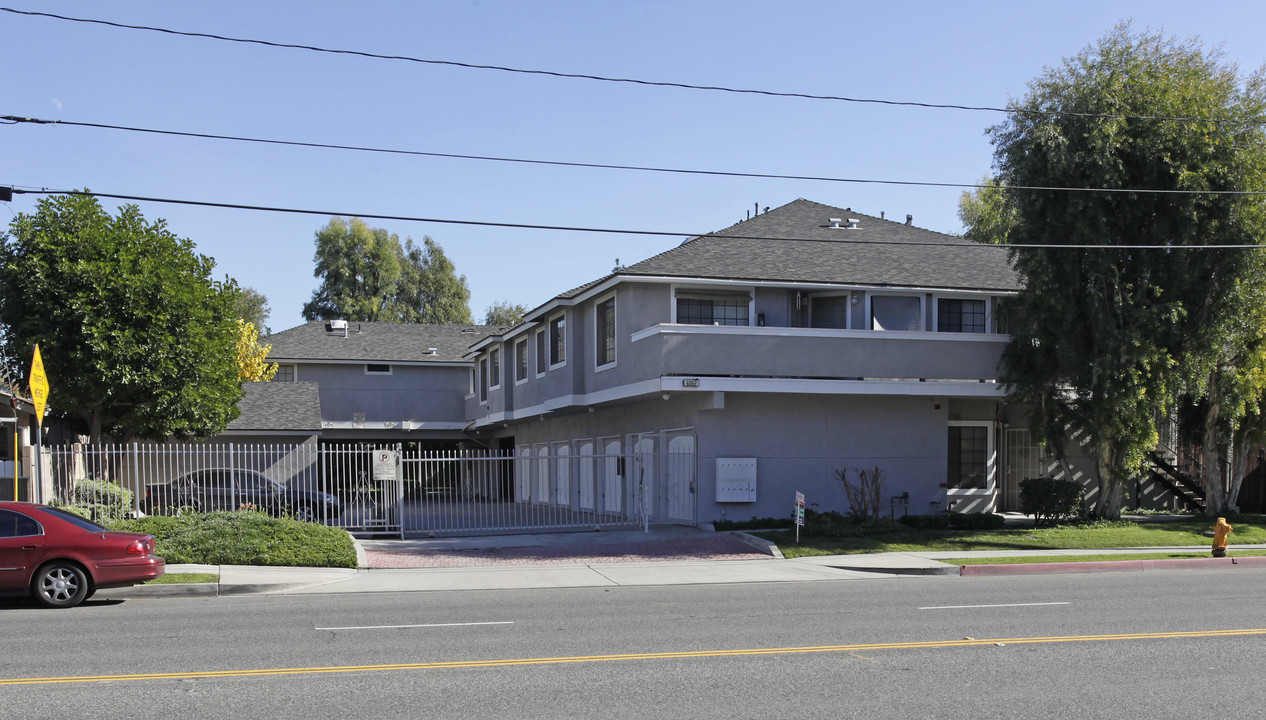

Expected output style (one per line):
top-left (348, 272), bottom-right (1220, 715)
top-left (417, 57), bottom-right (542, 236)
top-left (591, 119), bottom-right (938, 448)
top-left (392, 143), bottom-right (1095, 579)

top-left (960, 555), bottom-right (1266, 576)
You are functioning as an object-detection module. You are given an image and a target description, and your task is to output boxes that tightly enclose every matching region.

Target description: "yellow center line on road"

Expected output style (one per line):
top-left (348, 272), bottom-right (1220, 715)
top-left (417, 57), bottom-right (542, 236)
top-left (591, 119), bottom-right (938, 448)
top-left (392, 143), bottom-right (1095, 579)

top-left (5, 628), bottom-right (1265, 686)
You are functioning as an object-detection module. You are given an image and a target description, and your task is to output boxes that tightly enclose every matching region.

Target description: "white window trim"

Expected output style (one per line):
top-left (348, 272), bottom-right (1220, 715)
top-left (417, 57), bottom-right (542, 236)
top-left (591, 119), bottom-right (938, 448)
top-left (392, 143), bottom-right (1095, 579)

top-left (466, 367), bottom-right (475, 399)
top-left (548, 312), bottom-right (568, 370)
top-left (947, 420), bottom-right (996, 496)
top-left (515, 339), bottom-right (529, 386)
top-left (478, 357), bottom-right (489, 405)
top-left (670, 284), bottom-right (755, 326)
top-left (594, 292), bottom-right (618, 372)
top-left (866, 292), bottom-right (926, 332)
top-left (535, 329), bottom-right (547, 378)
top-left (364, 363), bottom-right (393, 375)
top-left (488, 348), bottom-right (501, 391)
top-left (932, 293), bottom-right (993, 334)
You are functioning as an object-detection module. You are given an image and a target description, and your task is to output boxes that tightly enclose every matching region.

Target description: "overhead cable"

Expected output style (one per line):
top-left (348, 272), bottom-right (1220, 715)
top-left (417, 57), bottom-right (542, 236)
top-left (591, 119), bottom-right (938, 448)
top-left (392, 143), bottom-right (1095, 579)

top-left (5, 116), bottom-right (1264, 197)
top-left (7, 187), bottom-right (1266, 250)
top-left (2, 7), bottom-right (1261, 125)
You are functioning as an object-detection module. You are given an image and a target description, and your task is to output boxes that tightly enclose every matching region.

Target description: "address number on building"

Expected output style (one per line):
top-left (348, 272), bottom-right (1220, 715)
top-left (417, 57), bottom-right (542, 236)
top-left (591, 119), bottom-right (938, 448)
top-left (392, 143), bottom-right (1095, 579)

top-left (682, 378), bottom-right (700, 388)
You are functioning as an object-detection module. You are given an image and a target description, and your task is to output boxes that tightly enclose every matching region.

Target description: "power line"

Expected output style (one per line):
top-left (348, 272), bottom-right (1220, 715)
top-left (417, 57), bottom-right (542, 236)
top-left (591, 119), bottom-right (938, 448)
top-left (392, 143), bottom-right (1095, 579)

top-left (3, 6), bottom-right (1261, 126)
top-left (5, 115), bottom-right (1264, 197)
top-left (8, 187), bottom-right (1265, 250)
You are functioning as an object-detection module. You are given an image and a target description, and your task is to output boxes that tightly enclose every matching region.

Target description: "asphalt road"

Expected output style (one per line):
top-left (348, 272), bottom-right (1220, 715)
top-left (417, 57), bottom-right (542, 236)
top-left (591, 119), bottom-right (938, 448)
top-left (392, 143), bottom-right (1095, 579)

top-left (3, 569), bottom-right (1266, 719)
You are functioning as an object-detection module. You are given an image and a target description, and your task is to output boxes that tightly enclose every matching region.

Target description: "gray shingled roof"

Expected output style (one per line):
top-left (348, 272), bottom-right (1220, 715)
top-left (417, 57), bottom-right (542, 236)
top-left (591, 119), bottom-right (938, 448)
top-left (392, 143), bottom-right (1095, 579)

top-left (615, 199), bottom-right (1020, 292)
top-left (265, 322), bottom-right (503, 363)
top-left (226, 382), bottom-right (322, 432)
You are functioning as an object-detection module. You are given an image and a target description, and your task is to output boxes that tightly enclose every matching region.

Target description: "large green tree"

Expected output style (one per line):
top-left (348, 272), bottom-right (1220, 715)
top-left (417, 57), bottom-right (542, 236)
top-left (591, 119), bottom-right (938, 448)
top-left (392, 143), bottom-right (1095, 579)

top-left (301, 217), bottom-right (472, 324)
top-left (0, 193), bottom-right (243, 443)
top-left (483, 301), bottom-right (527, 326)
top-left (987, 25), bottom-right (1266, 517)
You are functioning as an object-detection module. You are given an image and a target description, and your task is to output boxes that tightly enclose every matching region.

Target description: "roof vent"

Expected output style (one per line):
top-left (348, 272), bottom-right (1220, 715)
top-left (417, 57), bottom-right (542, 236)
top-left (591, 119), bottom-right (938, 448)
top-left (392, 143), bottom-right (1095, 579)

top-left (426, 347), bottom-right (438, 356)
top-left (327, 319), bottom-right (349, 337)
top-left (847, 218), bottom-right (860, 229)
top-left (829, 218), bottom-right (843, 229)
top-left (906, 214), bottom-right (914, 226)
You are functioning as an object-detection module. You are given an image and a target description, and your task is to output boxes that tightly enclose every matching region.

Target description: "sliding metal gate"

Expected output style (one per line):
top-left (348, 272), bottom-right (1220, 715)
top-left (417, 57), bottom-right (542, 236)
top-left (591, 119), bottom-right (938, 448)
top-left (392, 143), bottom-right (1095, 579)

top-left (42, 441), bottom-right (697, 538)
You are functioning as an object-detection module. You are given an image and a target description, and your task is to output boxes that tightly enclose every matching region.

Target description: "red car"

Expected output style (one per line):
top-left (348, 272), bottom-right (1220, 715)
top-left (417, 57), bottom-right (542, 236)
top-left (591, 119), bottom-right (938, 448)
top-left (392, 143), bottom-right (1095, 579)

top-left (0, 502), bottom-right (166, 608)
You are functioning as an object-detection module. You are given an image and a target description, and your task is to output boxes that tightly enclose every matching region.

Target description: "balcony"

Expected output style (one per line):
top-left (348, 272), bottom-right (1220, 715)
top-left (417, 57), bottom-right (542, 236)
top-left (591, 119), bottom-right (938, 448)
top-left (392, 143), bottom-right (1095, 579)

top-left (629, 324), bottom-right (1006, 383)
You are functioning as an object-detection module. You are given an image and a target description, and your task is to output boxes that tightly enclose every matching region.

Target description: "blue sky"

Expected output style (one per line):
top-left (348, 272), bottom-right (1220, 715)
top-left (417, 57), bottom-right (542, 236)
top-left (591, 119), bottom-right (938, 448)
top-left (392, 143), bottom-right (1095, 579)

top-left (4, 1), bottom-right (1265, 331)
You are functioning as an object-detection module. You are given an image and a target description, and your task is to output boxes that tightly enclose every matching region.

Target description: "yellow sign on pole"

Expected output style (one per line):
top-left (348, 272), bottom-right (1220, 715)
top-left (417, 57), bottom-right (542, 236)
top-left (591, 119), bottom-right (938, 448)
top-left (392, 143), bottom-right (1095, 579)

top-left (29, 344), bottom-right (48, 427)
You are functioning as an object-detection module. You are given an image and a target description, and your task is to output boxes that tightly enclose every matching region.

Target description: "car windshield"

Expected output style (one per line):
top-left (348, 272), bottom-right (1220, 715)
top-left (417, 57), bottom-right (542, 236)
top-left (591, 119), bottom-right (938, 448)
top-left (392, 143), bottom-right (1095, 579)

top-left (42, 506), bottom-right (108, 532)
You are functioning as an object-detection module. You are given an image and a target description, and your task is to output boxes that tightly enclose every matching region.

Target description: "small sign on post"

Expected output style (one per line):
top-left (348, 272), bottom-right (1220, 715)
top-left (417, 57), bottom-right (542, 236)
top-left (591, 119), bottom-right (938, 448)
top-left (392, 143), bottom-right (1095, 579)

top-left (794, 491), bottom-right (805, 544)
top-left (29, 344), bottom-right (49, 504)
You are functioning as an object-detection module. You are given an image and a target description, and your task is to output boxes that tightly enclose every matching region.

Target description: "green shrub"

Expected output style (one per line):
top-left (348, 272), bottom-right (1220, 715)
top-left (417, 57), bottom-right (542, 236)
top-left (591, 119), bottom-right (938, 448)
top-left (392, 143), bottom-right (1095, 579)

top-left (109, 512), bottom-right (358, 568)
top-left (1019, 476), bottom-right (1084, 527)
top-left (948, 512), bottom-right (1006, 530)
top-left (899, 514), bottom-right (952, 530)
top-left (60, 477), bottom-right (134, 521)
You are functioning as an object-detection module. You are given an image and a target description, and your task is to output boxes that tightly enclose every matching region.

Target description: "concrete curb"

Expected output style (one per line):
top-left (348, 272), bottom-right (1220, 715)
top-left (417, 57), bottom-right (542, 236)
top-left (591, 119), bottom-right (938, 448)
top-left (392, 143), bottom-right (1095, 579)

top-left (959, 555), bottom-right (1266, 576)
top-left (826, 563), bottom-right (959, 576)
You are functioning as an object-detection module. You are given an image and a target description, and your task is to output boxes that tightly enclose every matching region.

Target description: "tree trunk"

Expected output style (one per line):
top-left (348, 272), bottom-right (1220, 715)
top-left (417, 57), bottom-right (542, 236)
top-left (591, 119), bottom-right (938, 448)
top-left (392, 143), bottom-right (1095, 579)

top-left (1095, 446), bottom-right (1123, 519)
top-left (1228, 424), bottom-right (1252, 513)
top-left (1201, 371), bottom-right (1226, 516)
top-left (90, 405), bottom-right (103, 445)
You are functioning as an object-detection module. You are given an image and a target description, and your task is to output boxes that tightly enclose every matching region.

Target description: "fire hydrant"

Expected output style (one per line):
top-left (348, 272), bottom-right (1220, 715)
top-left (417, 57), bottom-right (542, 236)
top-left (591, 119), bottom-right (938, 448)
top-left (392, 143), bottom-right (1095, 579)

top-left (1211, 517), bottom-right (1233, 558)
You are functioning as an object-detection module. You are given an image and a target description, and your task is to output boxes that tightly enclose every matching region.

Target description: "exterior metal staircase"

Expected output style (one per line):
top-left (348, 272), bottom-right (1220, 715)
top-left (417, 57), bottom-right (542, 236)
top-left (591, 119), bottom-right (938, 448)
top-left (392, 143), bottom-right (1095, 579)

top-left (1145, 450), bottom-right (1205, 512)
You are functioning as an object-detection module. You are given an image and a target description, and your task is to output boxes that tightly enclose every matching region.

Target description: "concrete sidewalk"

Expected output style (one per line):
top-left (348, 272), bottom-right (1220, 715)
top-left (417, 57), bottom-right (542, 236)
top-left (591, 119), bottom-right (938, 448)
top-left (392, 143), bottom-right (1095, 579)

top-left (100, 526), bottom-right (1266, 599)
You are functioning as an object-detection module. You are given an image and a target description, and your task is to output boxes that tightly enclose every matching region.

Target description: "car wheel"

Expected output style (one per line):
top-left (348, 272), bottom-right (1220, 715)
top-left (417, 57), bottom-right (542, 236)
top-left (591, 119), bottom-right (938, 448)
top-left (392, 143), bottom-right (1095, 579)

top-left (291, 504), bottom-right (317, 523)
top-left (32, 562), bottom-right (90, 609)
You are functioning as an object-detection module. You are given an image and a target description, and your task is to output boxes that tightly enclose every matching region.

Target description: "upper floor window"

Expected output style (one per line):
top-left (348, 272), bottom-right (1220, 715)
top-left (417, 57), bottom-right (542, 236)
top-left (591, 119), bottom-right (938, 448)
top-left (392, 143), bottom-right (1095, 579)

top-left (478, 357), bottom-right (489, 403)
top-left (676, 291), bottom-right (750, 326)
top-left (809, 294), bottom-right (850, 329)
top-left (596, 296), bottom-right (616, 367)
top-left (488, 349), bottom-right (501, 390)
top-left (870, 295), bottom-right (922, 331)
top-left (273, 364), bottom-right (296, 383)
top-left (937, 298), bottom-right (987, 333)
top-left (365, 364), bottom-right (392, 375)
top-left (515, 339), bottom-right (528, 382)
top-left (535, 329), bottom-right (546, 376)
top-left (549, 314), bottom-right (567, 367)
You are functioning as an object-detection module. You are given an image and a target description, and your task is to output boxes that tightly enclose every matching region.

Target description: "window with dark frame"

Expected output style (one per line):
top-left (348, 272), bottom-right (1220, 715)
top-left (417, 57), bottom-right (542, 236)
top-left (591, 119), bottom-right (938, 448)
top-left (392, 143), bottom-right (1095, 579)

top-left (488, 348), bottom-right (500, 389)
top-left (549, 315), bottom-right (566, 366)
top-left (273, 364), bottom-right (295, 383)
top-left (515, 339), bottom-right (528, 382)
top-left (365, 363), bottom-right (392, 374)
top-left (675, 293), bottom-right (749, 326)
top-left (479, 358), bottom-right (488, 402)
top-left (938, 298), bottom-right (987, 333)
top-left (947, 425), bottom-right (989, 489)
top-left (596, 296), bottom-right (615, 366)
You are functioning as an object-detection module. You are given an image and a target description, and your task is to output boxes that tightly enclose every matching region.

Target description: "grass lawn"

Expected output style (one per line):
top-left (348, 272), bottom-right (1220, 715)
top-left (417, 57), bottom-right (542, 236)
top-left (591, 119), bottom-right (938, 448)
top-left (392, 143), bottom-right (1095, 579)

top-left (145, 572), bottom-right (219, 585)
top-left (943, 550), bottom-right (1266, 565)
top-left (758, 515), bottom-right (1266, 559)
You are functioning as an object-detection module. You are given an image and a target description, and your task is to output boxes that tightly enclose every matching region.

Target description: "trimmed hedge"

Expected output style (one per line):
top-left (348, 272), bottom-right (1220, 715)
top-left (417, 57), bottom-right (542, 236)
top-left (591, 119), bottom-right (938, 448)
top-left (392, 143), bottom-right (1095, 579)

top-left (110, 512), bottom-right (358, 568)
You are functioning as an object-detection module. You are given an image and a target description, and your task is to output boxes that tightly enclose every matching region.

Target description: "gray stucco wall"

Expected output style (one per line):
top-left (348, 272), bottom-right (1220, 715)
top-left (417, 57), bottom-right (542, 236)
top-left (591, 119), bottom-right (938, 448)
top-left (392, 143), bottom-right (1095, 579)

top-left (295, 362), bottom-right (469, 425)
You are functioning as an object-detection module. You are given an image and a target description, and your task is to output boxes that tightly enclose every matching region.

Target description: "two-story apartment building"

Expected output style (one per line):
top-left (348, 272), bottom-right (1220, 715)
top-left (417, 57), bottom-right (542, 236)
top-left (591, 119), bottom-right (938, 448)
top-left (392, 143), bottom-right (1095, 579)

top-left (463, 199), bottom-right (1023, 522)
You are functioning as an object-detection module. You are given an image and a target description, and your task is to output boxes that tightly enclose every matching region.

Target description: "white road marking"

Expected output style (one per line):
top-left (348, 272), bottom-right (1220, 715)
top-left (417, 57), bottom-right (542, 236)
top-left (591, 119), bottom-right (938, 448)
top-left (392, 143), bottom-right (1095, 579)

top-left (919, 602), bottom-right (1071, 610)
top-left (315, 621), bottom-right (515, 631)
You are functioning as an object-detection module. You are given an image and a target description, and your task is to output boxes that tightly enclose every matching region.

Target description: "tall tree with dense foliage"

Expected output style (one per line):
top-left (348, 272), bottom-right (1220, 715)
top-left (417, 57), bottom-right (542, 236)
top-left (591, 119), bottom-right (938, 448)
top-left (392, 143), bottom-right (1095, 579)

top-left (232, 287), bottom-right (272, 336)
top-left (0, 193), bottom-right (243, 442)
top-left (956, 177), bottom-right (1016, 245)
top-left (483, 301), bottom-right (527, 326)
top-left (986, 25), bottom-right (1266, 517)
top-left (302, 217), bottom-right (472, 324)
